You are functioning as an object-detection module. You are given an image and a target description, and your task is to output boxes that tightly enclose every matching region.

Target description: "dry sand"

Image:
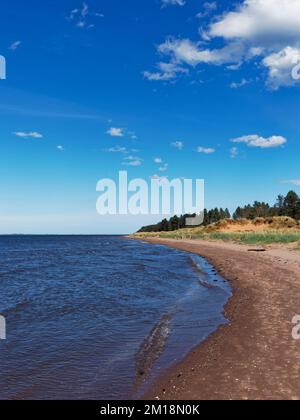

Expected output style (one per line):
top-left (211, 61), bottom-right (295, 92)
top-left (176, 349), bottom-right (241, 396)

top-left (140, 238), bottom-right (300, 400)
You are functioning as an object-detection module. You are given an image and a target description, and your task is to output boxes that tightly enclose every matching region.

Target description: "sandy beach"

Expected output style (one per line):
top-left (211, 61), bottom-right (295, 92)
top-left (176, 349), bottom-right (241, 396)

top-left (139, 238), bottom-right (300, 400)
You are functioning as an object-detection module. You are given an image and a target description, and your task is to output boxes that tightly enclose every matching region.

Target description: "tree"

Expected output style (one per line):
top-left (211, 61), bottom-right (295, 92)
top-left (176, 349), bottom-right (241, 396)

top-left (275, 195), bottom-right (285, 215)
top-left (169, 215), bottom-right (180, 231)
top-left (139, 191), bottom-right (300, 233)
top-left (161, 218), bottom-right (169, 232)
top-left (284, 191), bottom-right (300, 219)
top-left (233, 207), bottom-right (243, 220)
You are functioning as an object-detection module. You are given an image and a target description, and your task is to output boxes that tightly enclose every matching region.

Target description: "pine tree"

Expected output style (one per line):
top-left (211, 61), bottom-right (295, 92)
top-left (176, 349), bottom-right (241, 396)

top-left (284, 191), bottom-right (300, 219)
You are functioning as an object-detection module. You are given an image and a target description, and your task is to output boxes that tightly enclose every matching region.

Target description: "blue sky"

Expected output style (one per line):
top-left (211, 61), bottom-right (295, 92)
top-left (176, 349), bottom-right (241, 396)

top-left (1, 0), bottom-right (300, 234)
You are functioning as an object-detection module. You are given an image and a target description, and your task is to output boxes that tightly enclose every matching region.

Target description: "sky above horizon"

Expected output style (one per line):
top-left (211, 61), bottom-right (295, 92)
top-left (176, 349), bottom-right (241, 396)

top-left (1, 0), bottom-right (300, 234)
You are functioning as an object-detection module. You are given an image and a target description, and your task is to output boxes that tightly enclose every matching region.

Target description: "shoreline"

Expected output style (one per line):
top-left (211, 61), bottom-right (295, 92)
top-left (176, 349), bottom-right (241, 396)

top-left (135, 238), bottom-right (300, 400)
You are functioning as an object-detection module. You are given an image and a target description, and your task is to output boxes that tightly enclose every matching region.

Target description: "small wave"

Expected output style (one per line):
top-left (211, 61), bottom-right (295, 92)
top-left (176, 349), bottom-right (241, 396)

top-left (135, 313), bottom-right (171, 383)
top-left (189, 256), bottom-right (219, 289)
top-left (189, 256), bottom-right (206, 275)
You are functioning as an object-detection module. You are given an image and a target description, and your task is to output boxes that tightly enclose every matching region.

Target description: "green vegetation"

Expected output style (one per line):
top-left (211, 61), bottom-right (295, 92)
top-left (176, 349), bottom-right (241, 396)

top-left (198, 231), bottom-right (300, 245)
top-left (138, 208), bottom-right (231, 233)
top-left (139, 191), bottom-right (300, 233)
top-left (233, 191), bottom-right (300, 220)
top-left (136, 229), bottom-right (300, 246)
top-left (136, 191), bottom-right (300, 246)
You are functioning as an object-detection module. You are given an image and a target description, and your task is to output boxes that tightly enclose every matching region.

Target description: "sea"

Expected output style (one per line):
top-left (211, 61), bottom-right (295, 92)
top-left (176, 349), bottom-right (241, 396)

top-left (0, 235), bottom-right (231, 400)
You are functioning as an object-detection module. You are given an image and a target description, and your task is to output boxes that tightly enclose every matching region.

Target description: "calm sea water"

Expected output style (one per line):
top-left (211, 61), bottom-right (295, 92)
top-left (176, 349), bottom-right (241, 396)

top-left (0, 236), bottom-right (231, 400)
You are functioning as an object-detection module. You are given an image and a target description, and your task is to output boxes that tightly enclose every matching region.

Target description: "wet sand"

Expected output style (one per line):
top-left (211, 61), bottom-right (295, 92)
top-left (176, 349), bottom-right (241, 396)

top-left (140, 238), bottom-right (300, 400)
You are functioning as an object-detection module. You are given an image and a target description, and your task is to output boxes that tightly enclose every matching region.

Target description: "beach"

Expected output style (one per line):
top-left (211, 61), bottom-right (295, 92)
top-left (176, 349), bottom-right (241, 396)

top-left (140, 238), bottom-right (300, 400)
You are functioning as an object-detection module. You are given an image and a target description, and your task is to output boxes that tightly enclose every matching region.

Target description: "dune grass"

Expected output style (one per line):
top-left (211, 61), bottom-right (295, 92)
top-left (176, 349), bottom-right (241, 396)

top-left (134, 217), bottom-right (300, 247)
top-left (198, 231), bottom-right (300, 245)
top-left (134, 229), bottom-right (300, 246)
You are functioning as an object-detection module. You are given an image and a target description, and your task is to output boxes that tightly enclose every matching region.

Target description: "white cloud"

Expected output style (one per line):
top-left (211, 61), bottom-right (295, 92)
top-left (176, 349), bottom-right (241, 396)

top-left (145, 0), bottom-right (300, 88)
top-left (104, 146), bottom-right (127, 153)
top-left (158, 38), bottom-right (244, 66)
top-left (196, 2), bottom-right (217, 19)
top-left (76, 21), bottom-right (86, 28)
top-left (161, 0), bottom-right (185, 7)
top-left (281, 179), bottom-right (300, 186)
top-left (231, 134), bottom-right (287, 148)
top-left (159, 163), bottom-right (169, 172)
top-left (9, 41), bottom-right (21, 51)
top-left (124, 160), bottom-right (142, 167)
top-left (230, 78), bottom-right (250, 89)
top-left (263, 46), bottom-right (300, 89)
top-left (81, 2), bottom-right (89, 18)
top-left (209, 0), bottom-right (300, 42)
top-left (78, 2), bottom-right (89, 26)
top-left (144, 62), bottom-right (188, 81)
top-left (106, 127), bottom-right (124, 137)
top-left (230, 147), bottom-right (239, 158)
top-left (153, 157), bottom-right (168, 171)
top-left (171, 141), bottom-right (184, 150)
top-left (14, 131), bottom-right (43, 139)
top-left (123, 155), bottom-right (143, 167)
top-left (68, 2), bottom-right (104, 29)
top-left (197, 146), bottom-right (215, 154)
top-left (57, 145), bottom-right (64, 151)
top-left (208, 0), bottom-right (300, 87)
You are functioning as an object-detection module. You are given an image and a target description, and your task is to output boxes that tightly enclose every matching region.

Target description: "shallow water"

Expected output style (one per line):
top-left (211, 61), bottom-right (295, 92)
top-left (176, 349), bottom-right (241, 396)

top-left (0, 236), bottom-right (231, 400)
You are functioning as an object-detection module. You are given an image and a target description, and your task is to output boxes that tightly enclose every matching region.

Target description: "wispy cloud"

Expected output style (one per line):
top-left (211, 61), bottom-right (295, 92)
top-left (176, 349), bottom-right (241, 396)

top-left (67, 2), bottom-right (104, 29)
top-left (144, 62), bottom-right (188, 82)
top-left (161, 0), bottom-right (185, 7)
top-left (159, 163), bottom-right (169, 172)
top-left (230, 147), bottom-right (239, 158)
top-left (122, 155), bottom-right (143, 167)
top-left (144, 38), bottom-right (245, 82)
top-left (153, 157), bottom-right (168, 172)
top-left (129, 132), bottom-right (138, 140)
top-left (281, 179), bottom-right (300, 186)
top-left (14, 131), bottom-right (43, 139)
top-left (0, 102), bottom-right (107, 121)
top-left (171, 141), bottom-right (184, 150)
top-left (196, 2), bottom-right (217, 19)
top-left (230, 78), bottom-right (250, 89)
top-left (9, 41), bottom-right (21, 51)
top-left (57, 145), bottom-right (64, 151)
top-left (197, 146), bottom-right (215, 154)
top-left (104, 146), bottom-right (128, 153)
top-left (231, 134), bottom-right (287, 149)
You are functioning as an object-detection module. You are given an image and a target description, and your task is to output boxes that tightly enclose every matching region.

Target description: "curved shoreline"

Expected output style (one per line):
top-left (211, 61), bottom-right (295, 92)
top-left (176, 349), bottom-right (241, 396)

top-left (137, 238), bottom-right (300, 400)
top-left (132, 249), bottom-right (231, 399)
